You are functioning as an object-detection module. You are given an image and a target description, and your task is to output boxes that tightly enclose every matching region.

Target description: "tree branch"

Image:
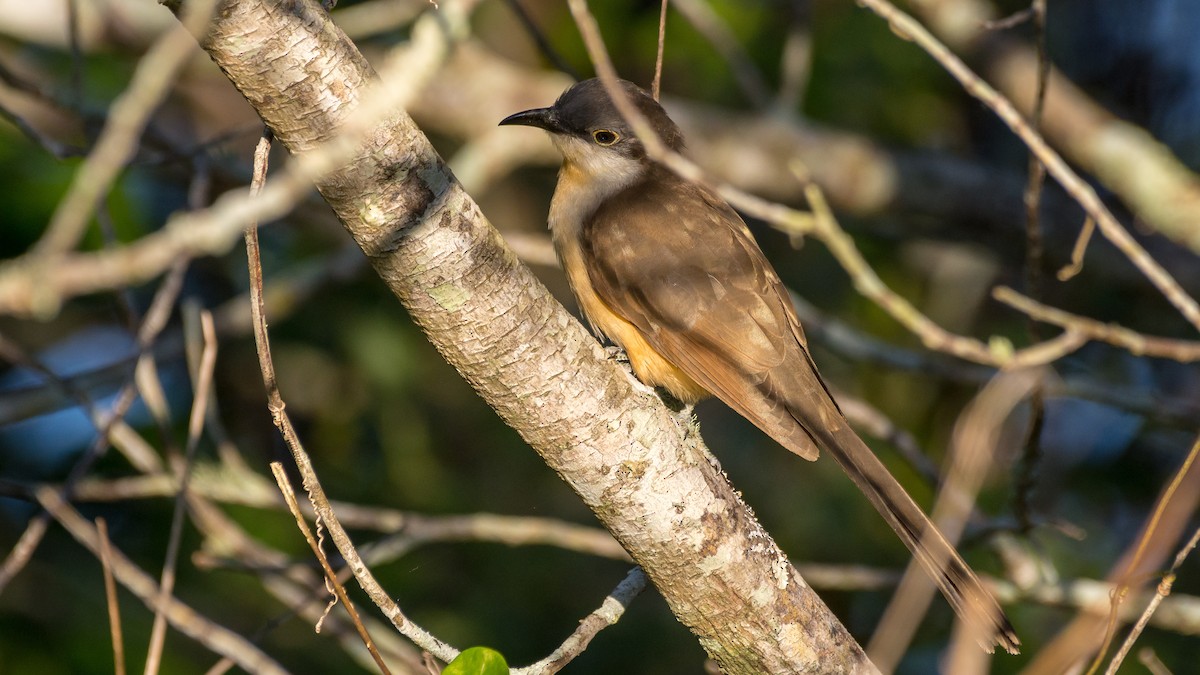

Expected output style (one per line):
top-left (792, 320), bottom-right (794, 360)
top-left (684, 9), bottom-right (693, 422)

top-left (170, 0), bottom-right (876, 671)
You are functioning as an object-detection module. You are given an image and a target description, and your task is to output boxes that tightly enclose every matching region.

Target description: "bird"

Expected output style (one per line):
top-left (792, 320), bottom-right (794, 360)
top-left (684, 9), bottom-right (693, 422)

top-left (500, 77), bottom-right (1019, 654)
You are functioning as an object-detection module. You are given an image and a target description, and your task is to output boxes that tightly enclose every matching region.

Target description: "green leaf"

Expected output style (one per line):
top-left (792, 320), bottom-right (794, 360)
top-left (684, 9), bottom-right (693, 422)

top-left (442, 646), bottom-right (510, 675)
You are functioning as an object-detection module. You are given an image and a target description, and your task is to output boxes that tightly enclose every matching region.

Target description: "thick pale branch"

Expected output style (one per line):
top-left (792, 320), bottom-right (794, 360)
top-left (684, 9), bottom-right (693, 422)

top-left (173, 0), bottom-right (874, 671)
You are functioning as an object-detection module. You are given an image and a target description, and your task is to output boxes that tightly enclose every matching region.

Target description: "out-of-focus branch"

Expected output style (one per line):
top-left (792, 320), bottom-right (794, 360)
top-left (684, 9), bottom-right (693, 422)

top-left (905, 0), bottom-right (1200, 255)
top-left (35, 487), bottom-right (291, 675)
top-left (96, 518), bottom-right (127, 675)
top-left (144, 311), bottom-right (218, 675)
top-left (994, 287), bottom-right (1200, 362)
top-left (856, 0), bottom-right (1200, 335)
top-left (1023, 435), bottom-right (1200, 675)
top-left (176, 0), bottom-right (876, 670)
top-left (0, 260), bottom-right (185, 595)
top-left (35, 0), bottom-right (222, 255)
top-left (671, 0), bottom-right (771, 107)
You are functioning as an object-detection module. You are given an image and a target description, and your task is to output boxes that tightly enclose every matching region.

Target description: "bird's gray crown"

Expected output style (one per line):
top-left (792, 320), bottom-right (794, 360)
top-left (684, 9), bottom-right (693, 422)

top-left (550, 78), bottom-right (685, 152)
top-left (499, 78), bottom-right (687, 161)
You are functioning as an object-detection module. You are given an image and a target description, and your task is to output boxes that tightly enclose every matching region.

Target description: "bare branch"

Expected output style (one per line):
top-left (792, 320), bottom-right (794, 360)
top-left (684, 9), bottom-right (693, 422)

top-left (515, 567), bottom-right (648, 674)
top-left (272, 463), bottom-right (393, 674)
top-left (36, 487), bottom-right (292, 675)
top-left (994, 287), bottom-right (1200, 362)
top-left (97, 518), bottom-right (128, 675)
top-left (856, 0), bottom-right (1200, 333)
top-left (36, 0), bottom-right (222, 255)
top-left (1105, 525), bottom-right (1200, 675)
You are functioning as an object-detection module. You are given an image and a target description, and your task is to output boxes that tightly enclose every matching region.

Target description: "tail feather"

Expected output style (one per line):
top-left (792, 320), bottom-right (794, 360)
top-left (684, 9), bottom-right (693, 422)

top-left (809, 420), bottom-right (1020, 654)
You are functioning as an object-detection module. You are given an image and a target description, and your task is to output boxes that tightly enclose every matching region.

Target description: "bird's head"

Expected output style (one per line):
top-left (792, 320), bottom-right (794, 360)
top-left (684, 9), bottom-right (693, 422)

top-left (500, 78), bottom-right (684, 182)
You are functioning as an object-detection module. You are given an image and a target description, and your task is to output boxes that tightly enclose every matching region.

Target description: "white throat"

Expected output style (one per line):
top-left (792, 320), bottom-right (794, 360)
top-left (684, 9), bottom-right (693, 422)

top-left (546, 135), bottom-right (645, 244)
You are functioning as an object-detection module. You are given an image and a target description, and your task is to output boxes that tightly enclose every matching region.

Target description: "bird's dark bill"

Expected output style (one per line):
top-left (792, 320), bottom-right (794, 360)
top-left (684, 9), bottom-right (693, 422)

top-left (498, 107), bottom-right (564, 133)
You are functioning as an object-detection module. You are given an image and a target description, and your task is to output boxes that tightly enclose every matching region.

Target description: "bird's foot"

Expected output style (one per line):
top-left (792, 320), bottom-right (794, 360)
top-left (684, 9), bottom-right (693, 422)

top-left (604, 344), bottom-right (630, 364)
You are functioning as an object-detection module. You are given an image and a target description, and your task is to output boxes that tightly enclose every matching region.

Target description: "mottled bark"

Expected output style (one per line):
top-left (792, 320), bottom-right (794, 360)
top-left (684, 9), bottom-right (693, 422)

top-left (168, 0), bottom-right (877, 671)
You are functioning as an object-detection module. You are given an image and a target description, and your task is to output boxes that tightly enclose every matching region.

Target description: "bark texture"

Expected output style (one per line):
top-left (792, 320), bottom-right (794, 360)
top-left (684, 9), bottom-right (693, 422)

top-left (173, 0), bottom-right (877, 671)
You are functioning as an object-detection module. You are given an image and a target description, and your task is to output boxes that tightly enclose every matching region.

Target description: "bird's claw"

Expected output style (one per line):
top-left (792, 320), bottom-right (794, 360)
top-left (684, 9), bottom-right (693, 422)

top-left (604, 344), bottom-right (630, 364)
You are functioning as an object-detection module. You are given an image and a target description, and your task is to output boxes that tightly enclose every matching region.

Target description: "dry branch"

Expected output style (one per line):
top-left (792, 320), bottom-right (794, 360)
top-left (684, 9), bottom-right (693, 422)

top-left (36, 487), bottom-right (291, 675)
top-left (168, 0), bottom-right (874, 671)
top-left (905, 0), bottom-right (1200, 255)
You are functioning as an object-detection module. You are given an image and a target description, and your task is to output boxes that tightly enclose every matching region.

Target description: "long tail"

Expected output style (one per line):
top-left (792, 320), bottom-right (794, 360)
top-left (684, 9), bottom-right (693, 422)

top-left (809, 419), bottom-right (1020, 654)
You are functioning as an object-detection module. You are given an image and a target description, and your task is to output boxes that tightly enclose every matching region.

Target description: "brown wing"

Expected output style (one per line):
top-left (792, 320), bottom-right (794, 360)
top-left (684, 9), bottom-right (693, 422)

top-left (581, 171), bottom-right (831, 461)
top-left (581, 172), bottom-right (1022, 653)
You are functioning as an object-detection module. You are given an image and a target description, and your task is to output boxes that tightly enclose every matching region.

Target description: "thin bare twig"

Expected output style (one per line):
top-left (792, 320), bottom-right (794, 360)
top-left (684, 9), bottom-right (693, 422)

top-left (651, 0), bottom-right (668, 100)
top-left (515, 567), bottom-right (648, 674)
top-left (37, 0), bottom-right (222, 255)
top-left (1025, 433), bottom-right (1200, 674)
top-left (1011, 0), bottom-right (1051, 536)
top-left (855, 0), bottom-right (1200, 334)
top-left (36, 487), bottom-right (292, 675)
top-left (1021, 0), bottom-right (1049, 311)
top-left (993, 287), bottom-right (1200, 362)
top-left (144, 311), bottom-right (218, 675)
top-left (243, 130), bottom-right (457, 662)
top-left (1087, 435), bottom-right (1200, 675)
top-left (271, 463), bottom-right (392, 674)
top-left (1105, 525), bottom-right (1200, 675)
top-left (1057, 216), bottom-right (1096, 281)
top-left (97, 518), bottom-right (128, 675)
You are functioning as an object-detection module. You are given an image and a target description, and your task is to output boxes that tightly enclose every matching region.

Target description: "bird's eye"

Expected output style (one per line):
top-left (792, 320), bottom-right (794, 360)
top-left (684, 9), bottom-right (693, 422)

top-left (592, 129), bottom-right (619, 146)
